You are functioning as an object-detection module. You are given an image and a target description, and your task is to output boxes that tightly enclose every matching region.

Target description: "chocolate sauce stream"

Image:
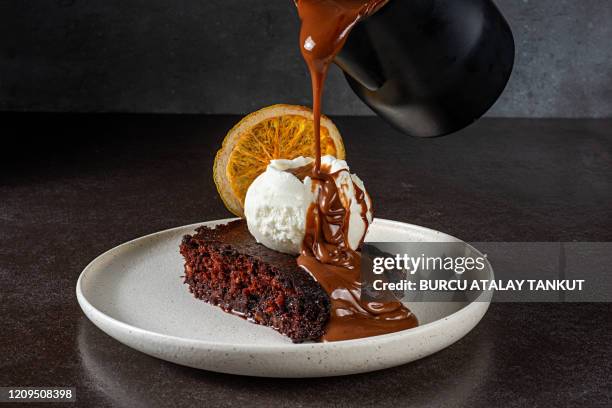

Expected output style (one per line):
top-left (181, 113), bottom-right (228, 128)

top-left (296, 0), bottom-right (417, 342)
top-left (297, 0), bottom-right (387, 174)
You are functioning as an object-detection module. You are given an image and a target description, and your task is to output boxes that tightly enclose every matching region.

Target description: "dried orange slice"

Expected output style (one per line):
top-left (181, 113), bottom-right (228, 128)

top-left (214, 104), bottom-right (345, 217)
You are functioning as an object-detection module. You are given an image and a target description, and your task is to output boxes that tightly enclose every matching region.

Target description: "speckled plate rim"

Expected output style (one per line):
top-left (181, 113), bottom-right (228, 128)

top-left (76, 218), bottom-right (493, 377)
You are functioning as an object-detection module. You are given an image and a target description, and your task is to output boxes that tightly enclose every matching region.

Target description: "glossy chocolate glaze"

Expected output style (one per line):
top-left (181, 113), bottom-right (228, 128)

top-left (301, 165), bottom-right (363, 269)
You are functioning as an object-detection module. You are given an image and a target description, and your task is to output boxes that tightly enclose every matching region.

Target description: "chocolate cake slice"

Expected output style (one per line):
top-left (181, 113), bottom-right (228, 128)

top-left (179, 220), bottom-right (330, 342)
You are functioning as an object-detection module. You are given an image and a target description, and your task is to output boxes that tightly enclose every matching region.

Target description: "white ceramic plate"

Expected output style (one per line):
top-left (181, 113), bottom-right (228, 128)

top-left (77, 218), bottom-right (492, 378)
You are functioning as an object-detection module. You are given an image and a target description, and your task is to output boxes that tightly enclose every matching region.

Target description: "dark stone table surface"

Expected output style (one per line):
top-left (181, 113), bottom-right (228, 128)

top-left (1, 114), bottom-right (611, 407)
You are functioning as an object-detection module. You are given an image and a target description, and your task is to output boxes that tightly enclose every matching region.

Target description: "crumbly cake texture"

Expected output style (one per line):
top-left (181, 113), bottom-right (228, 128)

top-left (179, 220), bottom-right (330, 342)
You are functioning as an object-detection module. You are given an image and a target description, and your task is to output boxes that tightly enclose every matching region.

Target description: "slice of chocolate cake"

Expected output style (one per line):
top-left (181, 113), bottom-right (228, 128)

top-left (179, 220), bottom-right (330, 342)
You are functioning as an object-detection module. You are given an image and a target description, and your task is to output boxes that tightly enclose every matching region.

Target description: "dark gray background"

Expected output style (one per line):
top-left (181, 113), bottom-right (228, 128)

top-left (1, 0), bottom-right (611, 117)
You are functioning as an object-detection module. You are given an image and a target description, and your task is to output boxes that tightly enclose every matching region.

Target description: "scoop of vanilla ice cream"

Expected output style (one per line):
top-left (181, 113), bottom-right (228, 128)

top-left (244, 157), bottom-right (314, 254)
top-left (244, 155), bottom-right (373, 255)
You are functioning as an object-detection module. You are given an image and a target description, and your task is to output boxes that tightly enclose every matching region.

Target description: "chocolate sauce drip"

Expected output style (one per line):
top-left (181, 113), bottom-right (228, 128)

top-left (302, 169), bottom-right (361, 269)
top-left (353, 182), bottom-right (372, 248)
top-left (295, 0), bottom-right (417, 341)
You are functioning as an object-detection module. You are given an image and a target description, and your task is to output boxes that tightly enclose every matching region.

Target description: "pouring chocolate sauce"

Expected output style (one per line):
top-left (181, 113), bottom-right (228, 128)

top-left (295, 0), bottom-right (417, 342)
top-left (296, 0), bottom-right (388, 172)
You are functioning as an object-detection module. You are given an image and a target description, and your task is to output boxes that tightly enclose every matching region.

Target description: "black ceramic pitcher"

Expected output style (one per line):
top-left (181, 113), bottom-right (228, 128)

top-left (334, 0), bottom-right (515, 137)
